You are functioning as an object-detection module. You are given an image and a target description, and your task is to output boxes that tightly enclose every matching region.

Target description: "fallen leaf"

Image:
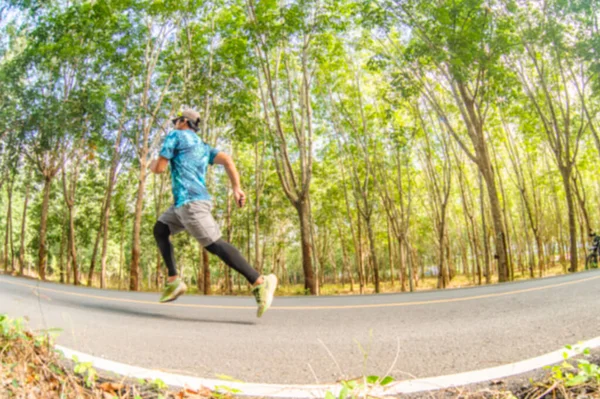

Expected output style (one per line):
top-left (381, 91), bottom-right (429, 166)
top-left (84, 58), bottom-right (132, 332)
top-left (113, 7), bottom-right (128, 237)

top-left (99, 381), bottom-right (124, 395)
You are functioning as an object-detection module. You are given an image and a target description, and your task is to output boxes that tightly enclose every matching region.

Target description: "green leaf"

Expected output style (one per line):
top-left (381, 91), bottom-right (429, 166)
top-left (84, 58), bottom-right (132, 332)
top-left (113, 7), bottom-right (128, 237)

top-left (366, 375), bottom-right (379, 384)
top-left (566, 374), bottom-right (588, 387)
top-left (338, 385), bottom-right (349, 399)
top-left (325, 392), bottom-right (336, 399)
top-left (380, 376), bottom-right (395, 386)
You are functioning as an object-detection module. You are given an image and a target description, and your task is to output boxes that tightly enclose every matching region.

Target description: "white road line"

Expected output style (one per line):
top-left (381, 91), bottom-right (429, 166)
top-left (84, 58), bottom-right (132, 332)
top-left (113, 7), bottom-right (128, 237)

top-left (56, 337), bottom-right (600, 398)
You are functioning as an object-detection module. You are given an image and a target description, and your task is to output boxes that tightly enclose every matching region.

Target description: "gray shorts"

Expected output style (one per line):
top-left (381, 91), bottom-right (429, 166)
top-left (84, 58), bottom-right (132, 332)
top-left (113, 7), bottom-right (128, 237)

top-left (158, 200), bottom-right (222, 247)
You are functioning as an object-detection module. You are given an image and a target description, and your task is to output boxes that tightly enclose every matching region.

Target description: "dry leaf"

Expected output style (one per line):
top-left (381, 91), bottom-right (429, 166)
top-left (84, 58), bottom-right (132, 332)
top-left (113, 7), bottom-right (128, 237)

top-left (99, 381), bottom-right (124, 392)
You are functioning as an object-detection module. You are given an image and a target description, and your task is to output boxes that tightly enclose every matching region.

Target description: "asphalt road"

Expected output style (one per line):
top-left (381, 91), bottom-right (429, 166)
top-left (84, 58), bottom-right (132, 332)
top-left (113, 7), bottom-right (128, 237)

top-left (1, 271), bottom-right (599, 384)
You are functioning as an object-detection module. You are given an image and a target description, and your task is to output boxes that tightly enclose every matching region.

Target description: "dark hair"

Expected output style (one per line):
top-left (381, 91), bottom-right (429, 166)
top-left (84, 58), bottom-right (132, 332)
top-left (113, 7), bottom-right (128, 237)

top-left (187, 118), bottom-right (199, 132)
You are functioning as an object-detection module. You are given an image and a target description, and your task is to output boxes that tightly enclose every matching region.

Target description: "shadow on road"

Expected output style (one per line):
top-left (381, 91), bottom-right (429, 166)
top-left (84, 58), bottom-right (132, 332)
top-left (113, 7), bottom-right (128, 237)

top-left (50, 298), bottom-right (257, 326)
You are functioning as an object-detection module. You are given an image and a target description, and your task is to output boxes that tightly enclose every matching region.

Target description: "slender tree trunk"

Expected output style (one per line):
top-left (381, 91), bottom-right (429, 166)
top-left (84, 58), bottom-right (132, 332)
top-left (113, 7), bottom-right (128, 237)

top-left (203, 247), bottom-right (211, 295)
top-left (19, 176), bottom-right (31, 276)
top-left (4, 178), bottom-right (13, 272)
top-left (437, 221), bottom-right (447, 289)
top-left (225, 188), bottom-right (233, 293)
top-left (68, 205), bottom-right (79, 285)
top-left (130, 161), bottom-right (147, 291)
top-left (357, 216), bottom-right (365, 293)
top-left (59, 216), bottom-right (66, 283)
top-left (254, 141), bottom-right (263, 274)
top-left (480, 175), bottom-right (491, 284)
top-left (63, 164), bottom-right (81, 286)
top-left (387, 217), bottom-right (395, 287)
top-left (560, 167), bottom-right (578, 272)
top-left (296, 199), bottom-right (316, 294)
top-left (37, 177), bottom-right (52, 280)
top-left (405, 239), bottom-right (414, 291)
top-left (365, 214), bottom-right (380, 293)
top-left (99, 206), bottom-right (112, 289)
top-left (119, 214), bottom-right (126, 290)
top-left (398, 237), bottom-right (408, 292)
top-left (338, 221), bottom-right (354, 291)
top-left (88, 191), bottom-right (108, 286)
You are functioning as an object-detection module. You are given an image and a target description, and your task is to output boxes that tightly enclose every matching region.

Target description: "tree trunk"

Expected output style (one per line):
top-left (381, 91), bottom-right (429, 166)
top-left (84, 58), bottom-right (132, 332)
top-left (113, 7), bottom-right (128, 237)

top-left (99, 206), bottom-right (111, 289)
top-left (296, 199), bottom-right (316, 294)
top-left (254, 141), bottom-right (263, 274)
top-left (4, 178), bottom-right (13, 272)
top-left (387, 217), bottom-right (395, 287)
top-left (63, 165), bottom-right (80, 286)
top-left (437, 223), bottom-right (447, 289)
top-left (404, 239), bottom-right (414, 292)
top-left (365, 215), bottom-right (380, 293)
top-left (560, 167), bottom-right (578, 272)
top-left (59, 216), bottom-right (67, 283)
top-left (68, 205), bottom-right (79, 285)
top-left (338, 222), bottom-right (354, 292)
top-left (88, 191), bottom-right (108, 286)
top-left (481, 166), bottom-right (509, 282)
top-left (203, 247), bottom-right (211, 295)
top-left (19, 176), bottom-right (31, 276)
top-left (118, 213), bottom-right (126, 290)
top-left (37, 177), bottom-right (52, 280)
top-left (357, 216), bottom-right (365, 293)
top-left (480, 175), bottom-right (491, 284)
top-left (225, 190), bottom-right (234, 293)
top-left (130, 161), bottom-right (147, 291)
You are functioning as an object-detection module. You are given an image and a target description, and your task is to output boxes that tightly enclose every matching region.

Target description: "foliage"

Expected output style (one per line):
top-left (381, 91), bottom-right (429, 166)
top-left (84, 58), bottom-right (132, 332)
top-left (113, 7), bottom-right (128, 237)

top-left (0, 0), bottom-right (598, 294)
top-left (0, 313), bottom-right (213, 398)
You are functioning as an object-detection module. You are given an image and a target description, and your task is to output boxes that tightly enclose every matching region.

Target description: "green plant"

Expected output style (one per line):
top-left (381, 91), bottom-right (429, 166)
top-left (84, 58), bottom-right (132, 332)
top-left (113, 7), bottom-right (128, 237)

top-left (213, 375), bottom-right (243, 398)
top-left (72, 355), bottom-right (98, 388)
top-left (149, 378), bottom-right (168, 391)
top-left (545, 345), bottom-right (600, 387)
top-left (325, 375), bottom-right (395, 399)
top-left (213, 384), bottom-right (242, 398)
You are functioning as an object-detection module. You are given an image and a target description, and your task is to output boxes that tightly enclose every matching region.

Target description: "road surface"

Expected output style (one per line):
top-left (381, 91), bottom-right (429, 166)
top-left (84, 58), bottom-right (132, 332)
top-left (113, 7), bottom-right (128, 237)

top-left (1, 271), bottom-right (599, 384)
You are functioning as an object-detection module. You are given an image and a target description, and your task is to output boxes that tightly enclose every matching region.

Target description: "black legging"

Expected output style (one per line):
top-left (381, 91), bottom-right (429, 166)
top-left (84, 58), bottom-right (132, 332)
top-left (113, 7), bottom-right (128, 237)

top-left (153, 221), bottom-right (260, 284)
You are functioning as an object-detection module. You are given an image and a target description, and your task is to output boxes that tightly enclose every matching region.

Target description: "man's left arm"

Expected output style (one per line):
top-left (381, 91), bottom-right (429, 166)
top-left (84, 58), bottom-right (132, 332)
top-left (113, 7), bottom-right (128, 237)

top-left (213, 152), bottom-right (246, 208)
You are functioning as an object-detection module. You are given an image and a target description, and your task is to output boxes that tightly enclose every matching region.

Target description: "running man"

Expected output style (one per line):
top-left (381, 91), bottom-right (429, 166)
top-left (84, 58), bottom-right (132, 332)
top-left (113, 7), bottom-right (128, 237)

top-left (149, 109), bottom-right (277, 317)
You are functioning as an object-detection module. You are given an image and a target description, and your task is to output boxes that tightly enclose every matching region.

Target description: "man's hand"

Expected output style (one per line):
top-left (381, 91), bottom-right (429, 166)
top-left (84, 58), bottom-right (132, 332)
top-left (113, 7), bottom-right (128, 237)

top-left (233, 188), bottom-right (246, 208)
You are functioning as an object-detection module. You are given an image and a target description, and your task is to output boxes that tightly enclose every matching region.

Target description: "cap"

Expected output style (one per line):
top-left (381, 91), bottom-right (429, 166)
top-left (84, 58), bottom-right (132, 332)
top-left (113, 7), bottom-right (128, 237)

top-left (172, 109), bottom-right (201, 126)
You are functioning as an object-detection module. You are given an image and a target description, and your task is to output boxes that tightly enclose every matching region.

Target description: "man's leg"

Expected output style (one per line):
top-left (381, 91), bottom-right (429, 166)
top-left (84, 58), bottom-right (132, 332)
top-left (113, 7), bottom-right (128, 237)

top-left (205, 239), bottom-right (260, 284)
top-left (205, 239), bottom-right (277, 317)
top-left (155, 207), bottom-right (187, 303)
top-left (153, 221), bottom-right (177, 278)
top-left (178, 201), bottom-right (277, 316)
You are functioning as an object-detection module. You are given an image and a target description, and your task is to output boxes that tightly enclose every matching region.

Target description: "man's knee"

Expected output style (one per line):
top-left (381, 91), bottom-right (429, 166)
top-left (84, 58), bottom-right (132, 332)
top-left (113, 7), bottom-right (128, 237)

top-left (205, 238), bottom-right (225, 255)
top-left (153, 221), bottom-right (171, 241)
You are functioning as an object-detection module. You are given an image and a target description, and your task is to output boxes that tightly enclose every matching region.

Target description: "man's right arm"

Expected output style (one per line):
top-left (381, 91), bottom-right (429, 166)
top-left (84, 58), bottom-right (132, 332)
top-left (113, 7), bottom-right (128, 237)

top-left (149, 157), bottom-right (170, 174)
top-left (151, 131), bottom-right (178, 174)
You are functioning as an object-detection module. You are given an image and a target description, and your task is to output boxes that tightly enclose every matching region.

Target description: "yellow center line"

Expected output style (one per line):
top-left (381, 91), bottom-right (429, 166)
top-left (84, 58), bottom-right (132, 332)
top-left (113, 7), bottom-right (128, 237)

top-left (1, 274), bottom-right (598, 311)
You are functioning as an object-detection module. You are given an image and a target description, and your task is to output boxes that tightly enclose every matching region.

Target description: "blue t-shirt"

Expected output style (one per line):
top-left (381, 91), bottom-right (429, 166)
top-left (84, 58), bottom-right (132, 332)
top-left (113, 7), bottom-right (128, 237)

top-left (159, 129), bottom-right (220, 208)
